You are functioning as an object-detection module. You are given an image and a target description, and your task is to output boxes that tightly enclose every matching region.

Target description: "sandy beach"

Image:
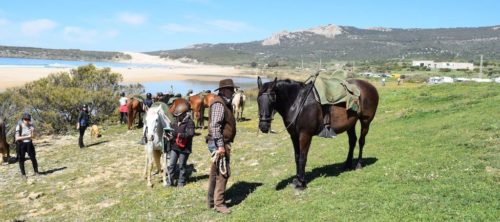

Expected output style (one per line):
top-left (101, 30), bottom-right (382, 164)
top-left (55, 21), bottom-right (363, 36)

top-left (0, 52), bottom-right (247, 91)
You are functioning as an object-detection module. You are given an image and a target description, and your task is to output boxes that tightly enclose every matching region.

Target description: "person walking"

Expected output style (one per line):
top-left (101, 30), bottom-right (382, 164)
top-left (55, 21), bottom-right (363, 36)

top-left (15, 113), bottom-right (39, 180)
top-left (166, 102), bottom-right (195, 187)
top-left (119, 92), bottom-right (128, 124)
top-left (77, 104), bottom-right (90, 148)
top-left (206, 79), bottom-right (237, 214)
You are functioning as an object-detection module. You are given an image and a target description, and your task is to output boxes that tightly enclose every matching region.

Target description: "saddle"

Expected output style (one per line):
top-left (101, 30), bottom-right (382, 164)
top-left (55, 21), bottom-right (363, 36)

top-left (311, 75), bottom-right (361, 113)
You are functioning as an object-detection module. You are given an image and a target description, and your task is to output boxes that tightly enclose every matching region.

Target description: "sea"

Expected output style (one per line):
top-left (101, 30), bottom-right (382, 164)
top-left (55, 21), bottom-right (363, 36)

top-left (0, 57), bottom-right (263, 93)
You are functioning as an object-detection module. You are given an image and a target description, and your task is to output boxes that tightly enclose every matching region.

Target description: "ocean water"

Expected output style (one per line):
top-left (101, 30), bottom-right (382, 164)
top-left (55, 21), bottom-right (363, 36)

top-left (141, 76), bottom-right (265, 95)
top-left (0, 57), bottom-right (166, 68)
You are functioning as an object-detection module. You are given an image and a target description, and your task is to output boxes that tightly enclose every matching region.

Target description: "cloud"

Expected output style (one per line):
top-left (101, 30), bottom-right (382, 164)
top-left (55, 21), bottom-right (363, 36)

top-left (205, 19), bottom-right (254, 32)
top-left (160, 23), bottom-right (200, 33)
top-left (0, 18), bottom-right (9, 26)
top-left (21, 19), bottom-right (57, 37)
top-left (63, 26), bottom-right (118, 44)
top-left (117, 12), bottom-right (147, 25)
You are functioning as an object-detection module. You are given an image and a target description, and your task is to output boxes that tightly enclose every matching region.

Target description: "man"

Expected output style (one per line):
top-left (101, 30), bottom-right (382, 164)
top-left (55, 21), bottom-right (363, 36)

top-left (16, 113), bottom-right (39, 179)
top-left (143, 93), bottom-right (153, 111)
top-left (77, 104), bottom-right (90, 148)
top-left (206, 79), bottom-right (237, 214)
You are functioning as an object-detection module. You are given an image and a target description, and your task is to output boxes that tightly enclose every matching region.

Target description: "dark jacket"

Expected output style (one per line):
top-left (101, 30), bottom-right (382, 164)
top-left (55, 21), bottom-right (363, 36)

top-left (170, 115), bottom-right (195, 153)
top-left (78, 111), bottom-right (90, 127)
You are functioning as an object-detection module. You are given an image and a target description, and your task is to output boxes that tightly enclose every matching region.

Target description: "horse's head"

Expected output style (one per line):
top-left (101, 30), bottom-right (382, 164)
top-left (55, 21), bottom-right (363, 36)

top-left (257, 76), bottom-right (277, 133)
top-left (145, 106), bottom-right (170, 142)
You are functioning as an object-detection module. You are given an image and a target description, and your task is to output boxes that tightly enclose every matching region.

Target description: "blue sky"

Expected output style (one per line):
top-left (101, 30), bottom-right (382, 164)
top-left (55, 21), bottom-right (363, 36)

top-left (0, 0), bottom-right (498, 51)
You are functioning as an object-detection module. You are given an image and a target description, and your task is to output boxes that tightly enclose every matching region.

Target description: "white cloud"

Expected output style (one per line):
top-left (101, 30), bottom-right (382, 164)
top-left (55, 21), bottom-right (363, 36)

top-left (160, 23), bottom-right (200, 33)
top-left (63, 26), bottom-right (118, 44)
top-left (117, 12), bottom-right (147, 25)
top-left (205, 19), bottom-right (253, 32)
top-left (21, 19), bottom-right (57, 37)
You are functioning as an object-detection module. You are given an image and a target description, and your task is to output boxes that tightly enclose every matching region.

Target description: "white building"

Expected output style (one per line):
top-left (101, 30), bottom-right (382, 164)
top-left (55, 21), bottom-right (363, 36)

top-left (412, 60), bottom-right (474, 70)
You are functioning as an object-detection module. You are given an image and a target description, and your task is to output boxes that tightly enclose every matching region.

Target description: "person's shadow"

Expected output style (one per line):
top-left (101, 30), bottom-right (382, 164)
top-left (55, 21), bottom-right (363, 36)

top-left (226, 181), bottom-right (263, 207)
top-left (39, 166), bottom-right (67, 175)
top-left (86, 140), bottom-right (110, 148)
top-left (275, 157), bottom-right (378, 190)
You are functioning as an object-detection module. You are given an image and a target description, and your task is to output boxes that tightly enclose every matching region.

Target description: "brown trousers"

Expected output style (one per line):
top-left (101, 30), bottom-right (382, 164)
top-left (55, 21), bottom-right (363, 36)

top-left (207, 144), bottom-right (231, 207)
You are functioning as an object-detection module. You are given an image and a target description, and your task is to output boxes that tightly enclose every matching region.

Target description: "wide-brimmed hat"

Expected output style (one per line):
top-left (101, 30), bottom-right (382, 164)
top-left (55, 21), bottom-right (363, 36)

top-left (215, 79), bottom-right (238, 91)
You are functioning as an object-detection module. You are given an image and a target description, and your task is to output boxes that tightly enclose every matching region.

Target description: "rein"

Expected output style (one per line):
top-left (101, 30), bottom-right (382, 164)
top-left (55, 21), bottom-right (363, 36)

top-left (274, 72), bottom-right (320, 134)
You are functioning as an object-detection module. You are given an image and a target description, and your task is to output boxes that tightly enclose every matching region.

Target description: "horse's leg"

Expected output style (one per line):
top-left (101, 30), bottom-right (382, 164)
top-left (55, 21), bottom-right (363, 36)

top-left (153, 150), bottom-right (162, 175)
top-left (146, 146), bottom-right (154, 187)
top-left (295, 133), bottom-right (312, 190)
top-left (356, 124), bottom-right (370, 170)
top-left (291, 136), bottom-right (300, 187)
top-left (143, 147), bottom-right (148, 179)
top-left (343, 127), bottom-right (357, 170)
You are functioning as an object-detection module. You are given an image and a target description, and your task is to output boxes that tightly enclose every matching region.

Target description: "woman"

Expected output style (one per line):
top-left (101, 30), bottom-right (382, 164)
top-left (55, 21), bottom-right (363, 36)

top-left (119, 92), bottom-right (128, 124)
top-left (77, 104), bottom-right (90, 148)
top-left (15, 113), bottom-right (39, 179)
top-left (166, 102), bottom-right (195, 187)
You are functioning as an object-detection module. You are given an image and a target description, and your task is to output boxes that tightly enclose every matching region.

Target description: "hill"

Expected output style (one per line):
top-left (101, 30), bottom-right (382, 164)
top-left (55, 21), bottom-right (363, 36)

top-left (148, 24), bottom-right (500, 66)
top-left (0, 45), bottom-right (131, 61)
top-left (0, 81), bottom-right (498, 221)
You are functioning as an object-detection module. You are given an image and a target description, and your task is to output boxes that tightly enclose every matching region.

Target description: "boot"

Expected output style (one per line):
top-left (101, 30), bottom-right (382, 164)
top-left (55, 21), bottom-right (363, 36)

top-left (215, 205), bottom-right (231, 214)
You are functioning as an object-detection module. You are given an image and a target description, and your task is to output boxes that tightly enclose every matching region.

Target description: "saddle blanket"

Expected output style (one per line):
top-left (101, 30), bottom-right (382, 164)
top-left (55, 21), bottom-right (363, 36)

top-left (312, 76), bottom-right (361, 112)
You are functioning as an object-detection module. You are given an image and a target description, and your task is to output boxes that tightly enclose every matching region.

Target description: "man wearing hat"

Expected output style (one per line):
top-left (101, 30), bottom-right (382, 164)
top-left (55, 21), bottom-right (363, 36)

top-left (15, 113), bottom-right (39, 179)
top-left (206, 79), bottom-right (237, 214)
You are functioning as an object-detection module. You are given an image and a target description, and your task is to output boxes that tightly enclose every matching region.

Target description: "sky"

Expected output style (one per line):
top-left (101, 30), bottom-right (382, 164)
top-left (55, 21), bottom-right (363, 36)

top-left (0, 0), bottom-right (499, 52)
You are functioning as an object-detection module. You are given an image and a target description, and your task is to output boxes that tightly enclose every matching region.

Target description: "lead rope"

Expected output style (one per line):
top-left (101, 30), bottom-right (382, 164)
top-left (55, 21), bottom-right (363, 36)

top-left (274, 71), bottom-right (320, 134)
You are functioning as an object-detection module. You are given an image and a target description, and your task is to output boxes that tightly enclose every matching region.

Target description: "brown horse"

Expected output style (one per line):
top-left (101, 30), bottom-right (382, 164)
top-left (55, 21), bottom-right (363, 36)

top-left (0, 117), bottom-right (10, 165)
top-left (188, 93), bottom-right (216, 129)
top-left (257, 77), bottom-right (379, 189)
top-left (127, 98), bottom-right (144, 130)
top-left (189, 95), bottom-right (204, 128)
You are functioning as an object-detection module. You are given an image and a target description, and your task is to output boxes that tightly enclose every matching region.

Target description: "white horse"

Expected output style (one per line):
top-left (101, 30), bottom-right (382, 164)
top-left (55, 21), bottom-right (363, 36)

top-left (143, 105), bottom-right (171, 187)
top-left (232, 90), bottom-right (246, 122)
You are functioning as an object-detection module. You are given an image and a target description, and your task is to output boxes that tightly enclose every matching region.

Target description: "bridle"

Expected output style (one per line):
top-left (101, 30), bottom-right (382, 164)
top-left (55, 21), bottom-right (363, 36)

top-left (258, 92), bottom-right (276, 122)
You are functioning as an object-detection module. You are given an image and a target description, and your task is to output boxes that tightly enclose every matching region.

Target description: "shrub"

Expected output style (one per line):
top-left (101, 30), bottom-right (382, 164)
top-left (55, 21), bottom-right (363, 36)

top-left (0, 64), bottom-right (143, 135)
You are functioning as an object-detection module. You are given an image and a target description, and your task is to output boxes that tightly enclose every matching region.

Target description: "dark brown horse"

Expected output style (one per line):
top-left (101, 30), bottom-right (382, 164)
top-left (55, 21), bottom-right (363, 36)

top-left (257, 77), bottom-right (379, 189)
top-left (0, 117), bottom-right (10, 164)
top-left (127, 98), bottom-right (144, 130)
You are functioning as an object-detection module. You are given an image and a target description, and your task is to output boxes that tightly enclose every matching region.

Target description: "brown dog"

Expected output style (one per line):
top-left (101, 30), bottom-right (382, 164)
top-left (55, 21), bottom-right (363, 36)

top-left (90, 125), bottom-right (102, 139)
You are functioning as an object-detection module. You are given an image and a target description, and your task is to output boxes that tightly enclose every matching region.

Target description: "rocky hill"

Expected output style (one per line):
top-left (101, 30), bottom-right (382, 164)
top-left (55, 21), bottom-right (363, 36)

top-left (0, 45), bottom-right (131, 61)
top-left (148, 24), bottom-right (500, 65)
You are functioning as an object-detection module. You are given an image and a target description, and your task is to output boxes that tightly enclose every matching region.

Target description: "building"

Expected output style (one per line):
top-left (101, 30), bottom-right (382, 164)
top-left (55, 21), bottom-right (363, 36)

top-left (412, 60), bottom-right (474, 70)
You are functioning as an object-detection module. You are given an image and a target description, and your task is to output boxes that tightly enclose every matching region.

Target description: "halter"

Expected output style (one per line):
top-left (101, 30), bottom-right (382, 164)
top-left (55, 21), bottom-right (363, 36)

top-left (258, 92), bottom-right (276, 122)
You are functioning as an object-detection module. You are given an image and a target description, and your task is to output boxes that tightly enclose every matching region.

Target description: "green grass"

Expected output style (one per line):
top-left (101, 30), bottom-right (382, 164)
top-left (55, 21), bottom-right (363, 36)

top-left (1, 82), bottom-right (499, 221)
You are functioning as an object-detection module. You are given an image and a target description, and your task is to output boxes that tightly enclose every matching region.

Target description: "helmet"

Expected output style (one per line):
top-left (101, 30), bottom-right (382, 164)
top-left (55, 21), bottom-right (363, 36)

top-left (22, 113), bottom-right (31, 121)
top-left (173, 103), bottom-right (190, 117)
top-left (120, 92), bottom-right (125, 97)
top-left (187, 89), bottom-right (193, 93)
top-left (175, 93), bottom-right (182, 98)
top-left (146, 93), bottom-right (152, 99)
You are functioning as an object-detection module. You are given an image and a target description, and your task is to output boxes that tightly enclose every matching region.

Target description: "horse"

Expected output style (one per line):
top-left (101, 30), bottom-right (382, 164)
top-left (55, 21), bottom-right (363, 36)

top-left (127, 97), bottom-right (144, 130)
top-left (257, 76), bottom-right (379, 189)
top-left (232, 90), bottom-right (246, 122)
top-left (0, 117), bottom-right (10, 165)
top-left (143, 103), bottom-right (171, 187)
top-left (188, 94), bottom-right (204, 128)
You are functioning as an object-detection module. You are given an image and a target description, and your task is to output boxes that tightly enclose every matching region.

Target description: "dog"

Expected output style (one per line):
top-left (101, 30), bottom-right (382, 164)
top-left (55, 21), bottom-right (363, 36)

top-left (90, 125), bottom-right (102, 139)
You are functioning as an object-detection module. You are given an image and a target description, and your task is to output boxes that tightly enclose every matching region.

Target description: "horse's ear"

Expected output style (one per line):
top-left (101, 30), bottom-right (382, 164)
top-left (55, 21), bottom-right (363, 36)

top-left (270, 77), bottom-right (278, 89)
top-left (257, 76), bottom-right (262, 90)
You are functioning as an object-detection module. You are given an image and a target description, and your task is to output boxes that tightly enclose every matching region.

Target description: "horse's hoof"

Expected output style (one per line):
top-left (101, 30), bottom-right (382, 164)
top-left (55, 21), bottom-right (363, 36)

top-left (342, 163), bottom-right (354, 171)
top-left (147, 183), bottom-right (153, 188)
top-left (355, 163), bottom-right (363, 170)
top-left (292, 178), bottom-right (306, 189)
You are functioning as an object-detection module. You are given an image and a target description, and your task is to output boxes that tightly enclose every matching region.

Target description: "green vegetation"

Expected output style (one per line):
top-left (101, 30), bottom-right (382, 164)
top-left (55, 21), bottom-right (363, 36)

top-left (148, 26), bottom-right (500, 66)
top-left (0, 45), bottom-right (131, 61)
top-left (1, 81), bottom-right (498, 221)
top-left (0, 64), bottom-right (143, 135)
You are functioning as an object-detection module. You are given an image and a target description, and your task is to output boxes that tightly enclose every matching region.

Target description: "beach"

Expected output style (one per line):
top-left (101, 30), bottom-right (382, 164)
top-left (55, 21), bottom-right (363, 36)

top-left (0, 52), bottom-right (247, 91)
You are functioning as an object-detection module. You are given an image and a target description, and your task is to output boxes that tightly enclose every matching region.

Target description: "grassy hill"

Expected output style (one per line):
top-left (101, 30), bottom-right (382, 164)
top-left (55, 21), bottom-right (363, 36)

top-left (0, 81), bottom-right (498, 221)
top-left (148, 25), bottom-right (500, 66)
top-left (0, 45), bottom-right (131, 61)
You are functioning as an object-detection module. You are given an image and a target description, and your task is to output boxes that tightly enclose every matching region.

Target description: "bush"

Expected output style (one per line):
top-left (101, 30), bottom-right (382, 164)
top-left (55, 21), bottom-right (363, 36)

top-left (0, 64), bottom-right (142, 135)
top-left (439, 68), bottom-right (451, 72)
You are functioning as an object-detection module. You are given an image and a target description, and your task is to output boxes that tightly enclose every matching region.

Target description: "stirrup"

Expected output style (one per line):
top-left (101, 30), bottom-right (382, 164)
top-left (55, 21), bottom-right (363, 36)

top-left (318, 126), bottom-right (336, 138)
